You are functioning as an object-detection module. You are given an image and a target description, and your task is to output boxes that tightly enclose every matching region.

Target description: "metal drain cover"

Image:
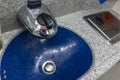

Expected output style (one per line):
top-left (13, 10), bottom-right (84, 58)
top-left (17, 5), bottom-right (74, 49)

top-left (42, 61), bottom-right (56, 74)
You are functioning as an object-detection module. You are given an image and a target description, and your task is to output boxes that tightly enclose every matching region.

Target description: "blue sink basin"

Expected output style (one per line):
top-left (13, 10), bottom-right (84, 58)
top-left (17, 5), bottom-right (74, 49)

top-left (1, 26), bottom-right (93, 80)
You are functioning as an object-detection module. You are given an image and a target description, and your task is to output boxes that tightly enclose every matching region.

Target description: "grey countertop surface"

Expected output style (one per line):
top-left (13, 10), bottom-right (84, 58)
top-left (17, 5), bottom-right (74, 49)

top-left (1, 9), bottom-right (120, 80)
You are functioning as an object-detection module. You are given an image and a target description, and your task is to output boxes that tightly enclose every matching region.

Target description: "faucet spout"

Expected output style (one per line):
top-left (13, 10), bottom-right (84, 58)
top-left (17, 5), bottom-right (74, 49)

top-left (17, 0), bottom-right (58, 39)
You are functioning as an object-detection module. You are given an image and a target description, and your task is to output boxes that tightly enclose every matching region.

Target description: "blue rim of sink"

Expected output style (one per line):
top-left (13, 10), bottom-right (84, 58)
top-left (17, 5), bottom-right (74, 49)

top-left (0, 26), bottom-right (93, 80)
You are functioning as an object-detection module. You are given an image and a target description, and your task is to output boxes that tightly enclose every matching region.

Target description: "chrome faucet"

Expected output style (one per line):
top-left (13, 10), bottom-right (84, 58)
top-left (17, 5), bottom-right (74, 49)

top-left (17, 0), bottom-right (58, 39)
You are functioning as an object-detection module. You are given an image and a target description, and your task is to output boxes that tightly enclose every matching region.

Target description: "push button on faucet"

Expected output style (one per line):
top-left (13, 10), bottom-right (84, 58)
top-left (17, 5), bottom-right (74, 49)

top-left (28, 0), bottom-right (41, 9)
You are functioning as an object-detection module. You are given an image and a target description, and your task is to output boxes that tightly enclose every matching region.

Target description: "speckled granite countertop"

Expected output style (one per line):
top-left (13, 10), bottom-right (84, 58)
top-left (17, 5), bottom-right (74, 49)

top-left (1, 9), bottom-right (120, 80)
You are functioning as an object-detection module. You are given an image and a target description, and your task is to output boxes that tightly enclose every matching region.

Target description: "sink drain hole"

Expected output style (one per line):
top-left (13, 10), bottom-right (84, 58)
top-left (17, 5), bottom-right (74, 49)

top-left (42, 61), bottom-right (56, 74)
